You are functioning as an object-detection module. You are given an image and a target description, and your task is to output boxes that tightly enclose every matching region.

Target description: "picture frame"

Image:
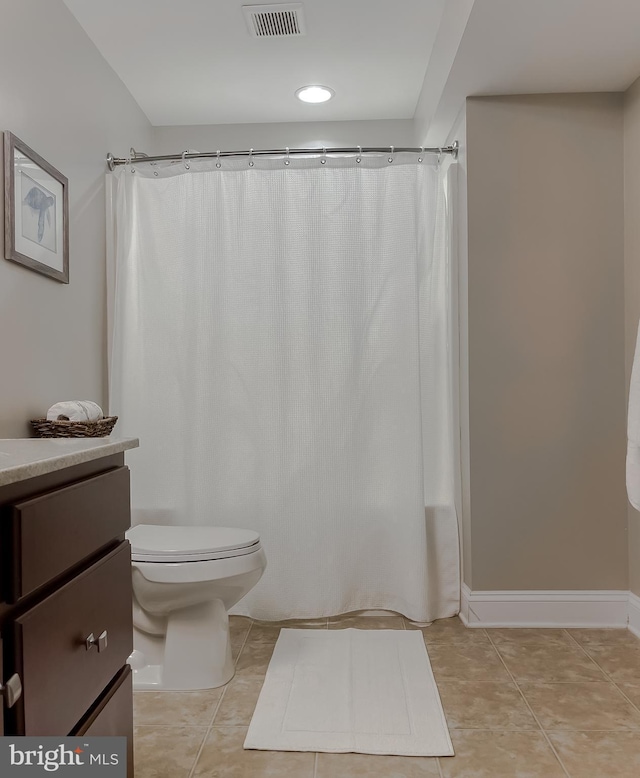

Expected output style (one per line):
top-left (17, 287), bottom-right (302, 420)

top-left (3, 131), bottom-right (69, 283)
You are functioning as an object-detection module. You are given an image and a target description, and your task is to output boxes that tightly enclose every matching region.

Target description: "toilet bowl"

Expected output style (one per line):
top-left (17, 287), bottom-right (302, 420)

top-left (126, 524), bottom-right (266, 691)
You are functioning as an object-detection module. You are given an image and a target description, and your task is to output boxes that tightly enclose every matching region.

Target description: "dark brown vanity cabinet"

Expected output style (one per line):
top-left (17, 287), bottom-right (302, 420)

top-left (0, 452), bottom-right (134, 775)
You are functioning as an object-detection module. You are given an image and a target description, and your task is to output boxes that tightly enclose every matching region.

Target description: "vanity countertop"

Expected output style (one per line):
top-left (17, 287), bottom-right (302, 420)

top-left (0, 437), bottom-right (139, 488)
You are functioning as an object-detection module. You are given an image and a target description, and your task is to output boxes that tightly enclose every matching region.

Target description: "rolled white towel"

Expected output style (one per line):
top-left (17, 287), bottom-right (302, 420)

top-left (46, 401), bottom-right (104, 422)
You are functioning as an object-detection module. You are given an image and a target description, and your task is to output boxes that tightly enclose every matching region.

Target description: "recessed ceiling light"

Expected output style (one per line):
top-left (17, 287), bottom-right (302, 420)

top-left (295, 85), bottom-right (334, 104)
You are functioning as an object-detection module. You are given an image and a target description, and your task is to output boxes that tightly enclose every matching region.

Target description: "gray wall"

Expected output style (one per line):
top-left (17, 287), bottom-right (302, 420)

top-left (465, 94), bottom-right (628, 591)
top-left (152, 120), bottom-right (415, 156)
top-left (0, 0), bottom-right (152, 437)
top-left (624, 76), bottom-right (640, 597)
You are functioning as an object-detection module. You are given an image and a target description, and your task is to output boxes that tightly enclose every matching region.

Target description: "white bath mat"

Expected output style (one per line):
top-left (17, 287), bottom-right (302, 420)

top-left (244, 628), bottom-right (454, 756)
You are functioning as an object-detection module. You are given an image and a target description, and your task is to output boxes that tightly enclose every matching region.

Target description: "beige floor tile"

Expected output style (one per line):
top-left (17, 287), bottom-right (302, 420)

top-left (253, 618), bottom-right (328, 628)
top-left (495, 642), bottom-right (607, 682)
top-left (213, 676), bottom-right (264, 727)
top-left (134, 726), bottom-right (206, 778)
top-left (548, 731), bottom-right (640, 777)
top-left (584, 645), bottom-right (640, 683)
top-left (568, 629), bottom-right (640, 648)
top-left (618, 683), bottom-right (640, 709)
top-left (234, 641), bottom-right (276, 677)
top-left (437, 681), bottom-right (538, 730)
top-left (229, 615), bottom-right (253, 635)
top-left (519, 682), bottom-right (640, 731)
top-left (315, 751), bottom-right (441, 776)
top-left (245, 624), bottom-right (283, 644)
top-left (231, 634), bottom-right (248, 661)
top-left (405, 617), bottom-right (490, 644)
top-left (328, 614), bottom-right (405, 630)
top-left (229, 616), bottom-right (252, 659)
top-left (133, 689), bottom-right (223, 727)
top-left (193, 727), bottom-right (315, 777)
top-left (427, 643), bottom-right (511, 682)
top-left (439, 730), bottom-right (565, 777)
top-left (486, 629), bottom-right (572, 646)
top-left (247, 619), bottom-right (327, 645)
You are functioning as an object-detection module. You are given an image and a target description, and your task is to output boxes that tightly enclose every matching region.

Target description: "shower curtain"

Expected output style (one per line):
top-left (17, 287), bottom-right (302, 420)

top-left (108, 152), bottom-right (459, 622)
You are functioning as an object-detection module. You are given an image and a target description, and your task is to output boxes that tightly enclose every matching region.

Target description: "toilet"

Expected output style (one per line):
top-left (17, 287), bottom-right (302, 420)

top-left (126, 524), bottom-right (266, 691)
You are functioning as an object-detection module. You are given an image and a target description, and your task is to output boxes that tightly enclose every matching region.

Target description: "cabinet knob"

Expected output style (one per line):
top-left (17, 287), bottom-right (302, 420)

top-left (85, 630), bottom-right (108, 653)
top-left (0, 674), bottom-right (22, 708)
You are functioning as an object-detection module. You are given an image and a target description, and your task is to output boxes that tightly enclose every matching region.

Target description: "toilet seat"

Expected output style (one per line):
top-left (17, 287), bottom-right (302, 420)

top-left (127, 523), bottom-right (267, 690)
top-left (127, 524), bottom-right (261, 563)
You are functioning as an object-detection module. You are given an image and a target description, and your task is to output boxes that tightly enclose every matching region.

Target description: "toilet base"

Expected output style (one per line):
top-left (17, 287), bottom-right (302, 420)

top-left (130, 598), bottom-right (235, 690)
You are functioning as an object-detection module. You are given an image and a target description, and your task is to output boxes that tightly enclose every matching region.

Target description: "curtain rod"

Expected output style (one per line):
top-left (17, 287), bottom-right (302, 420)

top-left (106, 141), bottom-right (458, 170)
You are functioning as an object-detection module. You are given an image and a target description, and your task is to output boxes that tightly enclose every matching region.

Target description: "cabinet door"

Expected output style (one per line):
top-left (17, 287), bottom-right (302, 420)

top-left (72, 666), bottom-right (134, 777)
top-left (0, 634), bottom-right (25, 736)
top-left (11, 542), bottom-right (132, 735)
top-left (0, 636), bottom-right (3, 735)
top-left (10, 467), bottom-right (131, 601)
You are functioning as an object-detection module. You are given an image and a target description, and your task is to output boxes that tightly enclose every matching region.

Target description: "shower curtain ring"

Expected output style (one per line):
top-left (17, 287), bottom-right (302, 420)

top-left (216, 150), bottom-right (221, 169)
top-left (321, 147), bottom-right (327, 165)
top-left (182, 150), bottom-right (190, 170)
top-left (418, 147), bottom-right (424, 163)
top-left (284, 147), bottom-right (290, 166)
top-left (388, 145), bottom-right (394, 163)
top-left (438, 147), bottom-right (443, 165)
top-left (248, 148), bottom-right (254, 167)
top-left (356, 145), bottom-right (362, 163)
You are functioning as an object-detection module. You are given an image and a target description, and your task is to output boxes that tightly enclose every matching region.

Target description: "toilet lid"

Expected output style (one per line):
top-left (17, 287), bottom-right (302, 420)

top-left (127, 524), bottom-right (261, 563)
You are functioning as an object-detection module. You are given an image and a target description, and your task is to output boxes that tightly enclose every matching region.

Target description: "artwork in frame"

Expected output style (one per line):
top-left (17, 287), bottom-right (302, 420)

top-left (3, 131), bottom-right (69, 283)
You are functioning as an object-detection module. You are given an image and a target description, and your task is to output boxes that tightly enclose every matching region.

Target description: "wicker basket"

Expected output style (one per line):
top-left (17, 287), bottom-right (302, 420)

top-left (30, 416), bottom-right (118, 438)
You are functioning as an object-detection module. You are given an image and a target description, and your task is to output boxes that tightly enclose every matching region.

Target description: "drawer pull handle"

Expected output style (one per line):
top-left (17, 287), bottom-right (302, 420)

top-left (85, 630), bottom-right (108, 653)
top-left (0, 674), bottom-right (22, 708)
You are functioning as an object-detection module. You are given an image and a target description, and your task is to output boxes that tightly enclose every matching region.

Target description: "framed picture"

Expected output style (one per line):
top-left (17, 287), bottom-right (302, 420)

top-left (3, 132), bottom-right (69, 283)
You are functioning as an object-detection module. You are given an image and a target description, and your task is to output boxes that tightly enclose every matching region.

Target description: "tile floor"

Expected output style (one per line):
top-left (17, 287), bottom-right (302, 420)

top-left (133, 614), bottom-right (640, 777)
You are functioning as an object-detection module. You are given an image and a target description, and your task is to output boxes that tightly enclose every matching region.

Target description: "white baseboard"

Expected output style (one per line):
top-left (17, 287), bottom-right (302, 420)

top-left (629, 592), bottom-right (640, 639)
top-left (459, 583), bottom-right (630, 629)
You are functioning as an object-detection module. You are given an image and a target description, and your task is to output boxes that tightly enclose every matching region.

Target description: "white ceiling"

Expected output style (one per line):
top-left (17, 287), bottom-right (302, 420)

top-left (63, 0), bottom-right (640, 139)
top-left (62, 0), bottom-right (446, 126)
top-left (423, 0), bottom-right (640, 144)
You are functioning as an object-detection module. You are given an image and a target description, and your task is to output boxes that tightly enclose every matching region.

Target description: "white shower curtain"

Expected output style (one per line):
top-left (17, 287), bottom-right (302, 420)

top-left (108, 153), bottom-right (459, 622)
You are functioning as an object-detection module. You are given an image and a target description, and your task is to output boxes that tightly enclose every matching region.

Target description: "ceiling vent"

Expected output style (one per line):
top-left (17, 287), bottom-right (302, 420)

top-left (242, 4), bottom-right (306, 38)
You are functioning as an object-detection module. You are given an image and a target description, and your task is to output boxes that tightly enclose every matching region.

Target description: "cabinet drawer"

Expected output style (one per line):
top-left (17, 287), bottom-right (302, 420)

top-left (72, 666), bottom-right (133, 776)
top-left (10, 467), bottom-right (130, 601)
top-left (13, 542), bottom-right (132, 735)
